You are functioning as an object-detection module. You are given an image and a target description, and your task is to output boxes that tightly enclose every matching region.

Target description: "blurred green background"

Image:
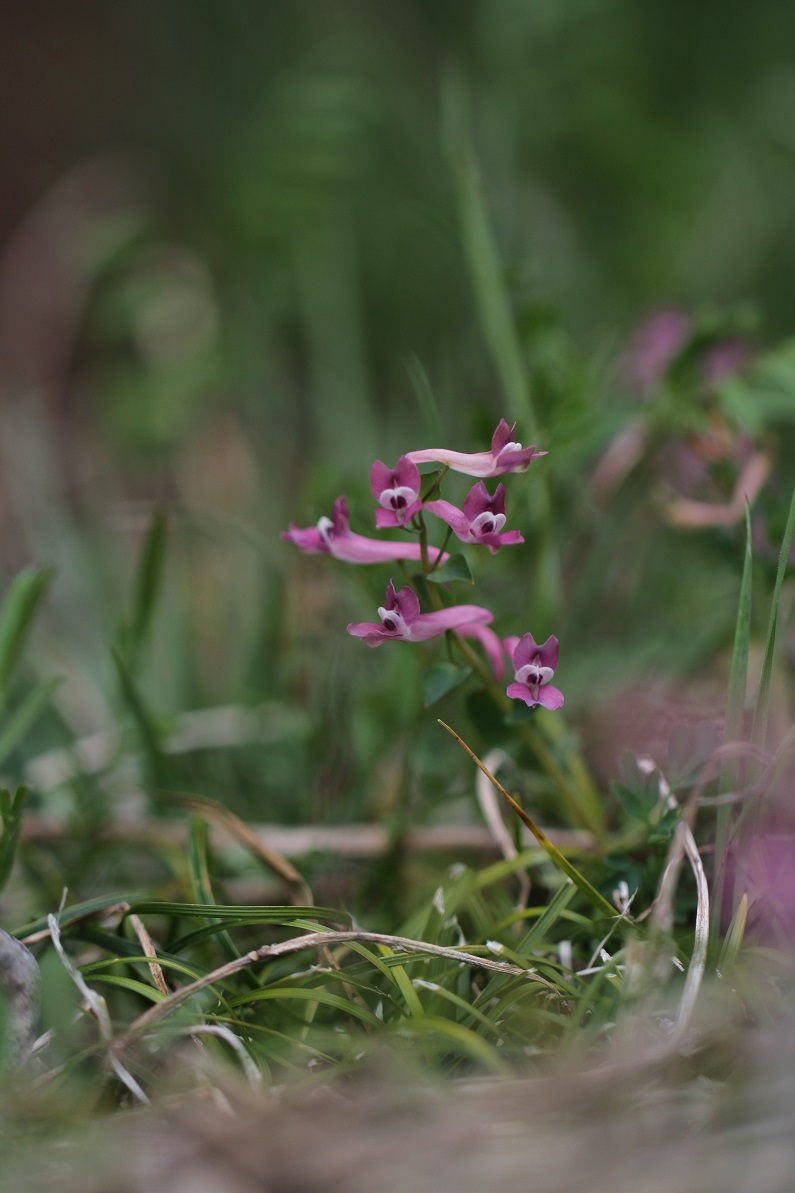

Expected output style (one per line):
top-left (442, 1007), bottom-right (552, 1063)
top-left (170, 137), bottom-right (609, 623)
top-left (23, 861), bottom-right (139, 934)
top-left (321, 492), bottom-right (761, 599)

top-left (2, 0), bottom-right (795, 917)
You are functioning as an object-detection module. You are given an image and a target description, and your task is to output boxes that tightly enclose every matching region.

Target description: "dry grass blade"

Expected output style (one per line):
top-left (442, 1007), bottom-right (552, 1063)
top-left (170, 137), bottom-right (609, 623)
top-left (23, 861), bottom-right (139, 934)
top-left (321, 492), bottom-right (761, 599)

top-left (115, 929), bottom-right (555, 1054)
top-left (128, 913), bottom-right (169, 996)
top-left (158, 791), bottom-right (313, 905)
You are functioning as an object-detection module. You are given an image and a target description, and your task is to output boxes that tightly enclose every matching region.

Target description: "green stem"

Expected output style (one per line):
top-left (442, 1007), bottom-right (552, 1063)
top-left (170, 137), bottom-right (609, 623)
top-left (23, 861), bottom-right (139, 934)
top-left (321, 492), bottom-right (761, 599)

top-left (428, 527), bottom-right (453, 574)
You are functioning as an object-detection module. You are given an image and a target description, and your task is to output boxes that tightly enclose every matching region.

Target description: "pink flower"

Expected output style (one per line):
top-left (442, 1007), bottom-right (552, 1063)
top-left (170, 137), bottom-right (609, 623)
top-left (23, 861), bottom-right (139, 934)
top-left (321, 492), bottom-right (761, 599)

top-left (282, 496), bottom-right (446, 566)
top-left (406, 419), bottom-right (545, 478)
top-left (624, 308), bottom-right (751, 395)
top-left (425, 481), bottom-right (524, 555)
top-left (624, 309), bottom-right (690, 395)
top-left (504, 633), bottom-right (564, 710)
top-left (347, 580), bottom-right (503, 677)
top-left (370, 455), bottom-right (423, 528)
top-left (703, 339), bottom-right (750, 384)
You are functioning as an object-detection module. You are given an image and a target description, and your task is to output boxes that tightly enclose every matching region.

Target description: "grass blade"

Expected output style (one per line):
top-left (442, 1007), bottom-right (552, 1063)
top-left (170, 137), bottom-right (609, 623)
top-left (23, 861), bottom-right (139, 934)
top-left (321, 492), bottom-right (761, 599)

top-left (441, 68), bottom-right (535, 434)
top-left (713, 504), bottom-right (753, 932)
top-left (0, 676), bottom-right (61, 769)
top-left (0, 786), bottom-right (28, 894)
top-left (751, 482), bottom-right (795, 752)
top-left (0, 565), bottom-right (54, 712)
top-left (125, 507), bottom-right (168, 670)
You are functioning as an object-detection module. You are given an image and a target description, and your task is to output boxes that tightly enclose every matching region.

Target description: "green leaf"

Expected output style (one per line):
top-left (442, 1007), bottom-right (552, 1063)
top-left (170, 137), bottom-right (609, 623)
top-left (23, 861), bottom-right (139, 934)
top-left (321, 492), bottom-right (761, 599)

top-left (187, 816), bottom-right (250, 974)
top-left (112, 647), bottom-right (169, 790)
top-left (229, 986), bottom-right (383, 1028)
top-left (713, 506), bottom-right (753, 932)
top-left (718, 892), bottom-right (748, 973)
top-left (87, 975), bottom-right (165, 1003)
top-left (0, 785), bottom-right (28, 893)
top-left (117, 508), bottom-right (168, 671)
top-left (504, 702), bottom-right (536, 725)
top-left (442, 68), bottom-right (535, 436)
top-left (423, 663), bottom-right (471, 706)
top-left (0, 565), bottom-right (54, 712)
top-left (389, 1014), bottom-right (508, 1073)
top-left (426, 553), bottom-right (473, 585)
top-left (517, 882), bottom-right (577, 953)
top-left (13, 891), bottom-right (150, 938)
top-left (752, 483), bottom-right (795, 753)
top-left (0, 676), bottom-right (62, 769)
top-left (126, 901), bottom-right (348, 925)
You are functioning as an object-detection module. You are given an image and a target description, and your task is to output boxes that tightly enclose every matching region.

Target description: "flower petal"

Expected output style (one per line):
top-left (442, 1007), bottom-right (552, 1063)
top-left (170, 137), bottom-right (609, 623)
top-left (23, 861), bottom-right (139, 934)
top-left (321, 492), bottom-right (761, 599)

top-left (330, 532), bottom-right (431, 565)
top-left (391, 583), bottom-right (421, 625)
top-left (346, 621), bottom-right (397, 646)
top-left (535, 635), bottom-right (560, 672)
top-left (536, 685), bottom-right (564, 710)
top-left (280, 524), bottom-right (328, 554)
top-left (374, 499), bottom-right (422, 529)
top-left (502, 635), bottom-right (520, 658)
top-left (405, 447), bottom-right (499, 478)
top-left (423, 499), bottom-right (472, 539)
top-left (409, 603), bottom-right (493, 641)
top-left (506, 681), bottom-right (538, 707)
top-left (510, 633), bottom-right (542, 671)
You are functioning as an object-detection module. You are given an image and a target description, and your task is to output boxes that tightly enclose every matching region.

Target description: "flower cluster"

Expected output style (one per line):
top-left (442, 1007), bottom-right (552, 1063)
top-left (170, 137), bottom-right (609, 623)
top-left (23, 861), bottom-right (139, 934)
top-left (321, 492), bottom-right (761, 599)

top-left (282, 419), bottom-right (563, 710)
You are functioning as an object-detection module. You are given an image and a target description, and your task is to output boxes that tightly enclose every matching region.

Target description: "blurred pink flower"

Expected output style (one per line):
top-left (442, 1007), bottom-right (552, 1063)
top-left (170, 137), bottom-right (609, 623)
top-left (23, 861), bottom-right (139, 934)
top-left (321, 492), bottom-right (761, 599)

top-left (282, 496), bottom-right (446, 565)
top-left (407, 419), bottom-right (545, 478)
top-left (704, 339), bottom-right (751, 384)
top-left (624, 309), bottom-right (690, 394)
top-left (624, 308), bottom-right (751, 395)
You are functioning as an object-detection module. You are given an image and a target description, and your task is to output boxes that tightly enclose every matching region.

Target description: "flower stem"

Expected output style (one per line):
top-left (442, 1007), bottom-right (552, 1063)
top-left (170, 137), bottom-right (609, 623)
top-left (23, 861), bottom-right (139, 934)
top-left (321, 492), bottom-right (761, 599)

top-left (428, 526), bottom-right (453, 573)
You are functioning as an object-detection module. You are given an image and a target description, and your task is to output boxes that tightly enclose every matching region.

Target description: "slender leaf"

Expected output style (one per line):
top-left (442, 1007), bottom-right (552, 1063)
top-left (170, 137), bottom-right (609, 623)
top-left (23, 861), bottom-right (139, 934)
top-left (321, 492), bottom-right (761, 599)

top-left (0, 785), bottom-right (28, 893)
top-left (517, 881), bottom-right (578, 953)
top-left (230, 986), bottom-right (382, 1029)
top-left (0, 565), bottom-right (54, 711)
top-left (112, 647), bottom-right (169, 790)
top-left (0, 676), bottom-right (62, 769)
top-left (718, 893), bottom-right (748, 974)
top-left (14, 892), bottom-right (149, 939)
top-left (713, 505), bottom-right (753, 933)
top-left (751, 483), bottom-right (795, 752)
top-left (390, 1015), bottom-right (507, 1073)
top-left (127, 507), bottom-right (168, 667)
top-left (441, 69), bottom-right (534, 434)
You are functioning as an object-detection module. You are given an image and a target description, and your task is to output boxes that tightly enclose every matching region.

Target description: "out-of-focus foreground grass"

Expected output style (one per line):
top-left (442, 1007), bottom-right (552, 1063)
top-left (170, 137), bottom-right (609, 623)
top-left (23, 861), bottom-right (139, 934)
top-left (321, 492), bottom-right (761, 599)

top-left (1, 0), bottom-right (795, 1140)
